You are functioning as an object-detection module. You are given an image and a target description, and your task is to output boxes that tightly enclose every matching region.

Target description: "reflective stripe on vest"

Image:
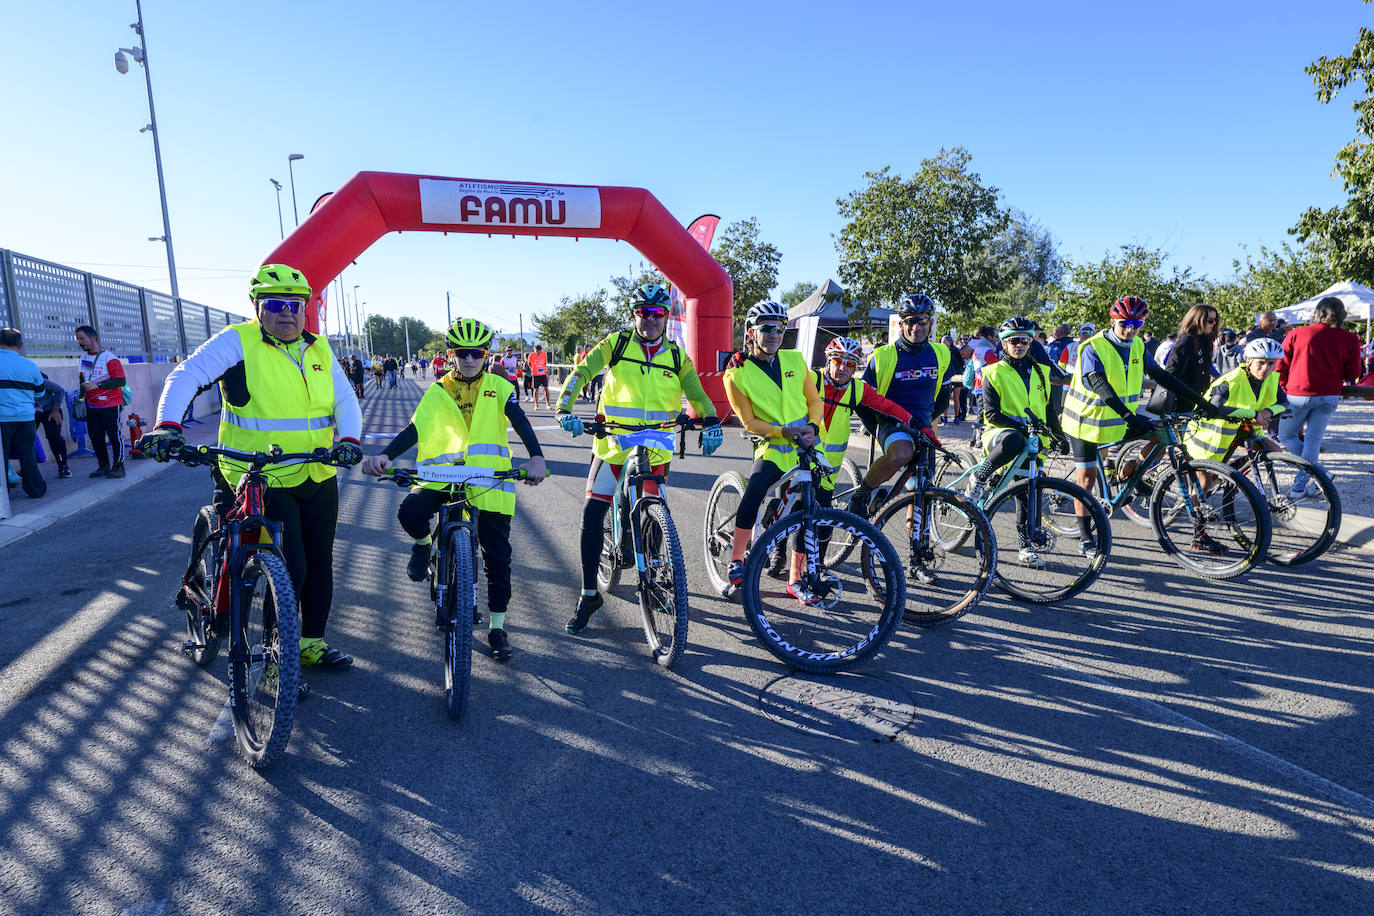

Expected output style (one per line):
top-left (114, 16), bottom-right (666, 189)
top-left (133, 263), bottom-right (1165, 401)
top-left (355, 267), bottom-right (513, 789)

top-left (220, 413), bottom-right (336, 432)
top-left (412, 372), bottom-right (516, 515)
top-left (218, 323), bottom-right (337, 488)
top-left (1184, 366), bottom-right (1278, 461)
top-left (594, 334), bottom-right (691, 466)
top-left (1060, 333), bottom-right (1144, 445)
top-left (724, 349), bottom-right (810, 471)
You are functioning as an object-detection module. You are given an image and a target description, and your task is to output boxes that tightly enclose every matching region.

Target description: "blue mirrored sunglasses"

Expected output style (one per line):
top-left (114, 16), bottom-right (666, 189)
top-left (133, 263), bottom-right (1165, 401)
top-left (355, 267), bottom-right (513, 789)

top-left (1116, 318), bottom-right (1145, 329)
top-left (259, 298), bottom-right (303, 315)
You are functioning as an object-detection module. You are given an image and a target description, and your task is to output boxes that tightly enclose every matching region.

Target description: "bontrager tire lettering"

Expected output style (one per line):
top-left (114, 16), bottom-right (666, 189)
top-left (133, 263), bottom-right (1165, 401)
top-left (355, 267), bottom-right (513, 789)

top-left (741, 507), bottom-right (905, 674)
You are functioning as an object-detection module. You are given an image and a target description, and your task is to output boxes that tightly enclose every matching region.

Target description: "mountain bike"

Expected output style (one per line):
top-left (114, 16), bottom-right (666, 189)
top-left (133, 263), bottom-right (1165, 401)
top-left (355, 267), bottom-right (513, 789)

top-left (1227, 421), bottom-right (1341, 565)
top-left (1071, 412), bottom-right (1272, 579)
top-left (583, 416), bottom-right (700, 669)
top-left (945, 419), bottom-right (1111, 604)
top-left (379, 463), bottom-right (529, 720)
top-left (173, 444), bottom-right (344, 768)
top-left (702, 441), bottom-right (905, 673)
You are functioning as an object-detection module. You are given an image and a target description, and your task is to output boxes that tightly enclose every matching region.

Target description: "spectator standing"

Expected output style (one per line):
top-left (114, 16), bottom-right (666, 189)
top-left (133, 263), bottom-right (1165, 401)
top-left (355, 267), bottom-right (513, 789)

top-left (943, 336), bottom-right (967, 424)
top-left (1152, 304), bottom-right (1220, 414)
top-left (1243, 311), bottom-right (1285, 346)
top-left (349, 355), bottom-right (366, 399)
top-left (1214, 329), bottom-right (1244, 376)
top-left (1046, 324), bottom-right (1074, 366)
top-left (527, 344), bottom-right (552, 409)
top-left (383, 354), bottom-right (398, 389)
top-left (36, 372), bottom-right (71, 478)
top-left (1061, 323), bottom-right (1095, 373)
top-left (1142, 329), bottom-right (1160, 357)
top-left (1, 327), bottom-right (47, 498)
top-left (521, 351), bottom-right (534, 402)
top-left (968, 326), bottom-right (999, 416)
top-left (1276, 296), bottom-right (1363, 499)
top-left (75, 325), bottom-right (128, 479)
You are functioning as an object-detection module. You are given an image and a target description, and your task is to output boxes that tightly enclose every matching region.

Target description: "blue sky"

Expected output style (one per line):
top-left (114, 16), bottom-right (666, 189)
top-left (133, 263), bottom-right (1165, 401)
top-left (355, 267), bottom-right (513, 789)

top-left (1, 0), bottom-right (1368, 338)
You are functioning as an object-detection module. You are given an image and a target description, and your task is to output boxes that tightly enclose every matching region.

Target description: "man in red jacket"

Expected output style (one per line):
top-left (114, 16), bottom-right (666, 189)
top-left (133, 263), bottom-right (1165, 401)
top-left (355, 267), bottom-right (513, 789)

top-left (1276, 296), bottom-right (1362, 500)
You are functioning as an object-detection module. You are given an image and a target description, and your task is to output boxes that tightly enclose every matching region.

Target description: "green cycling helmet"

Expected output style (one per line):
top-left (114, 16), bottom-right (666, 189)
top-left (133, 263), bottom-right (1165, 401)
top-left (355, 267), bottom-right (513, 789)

top-left (249, 264), bottom-right (311, 299)
top-left (446, 317), bottom-right (494, 350)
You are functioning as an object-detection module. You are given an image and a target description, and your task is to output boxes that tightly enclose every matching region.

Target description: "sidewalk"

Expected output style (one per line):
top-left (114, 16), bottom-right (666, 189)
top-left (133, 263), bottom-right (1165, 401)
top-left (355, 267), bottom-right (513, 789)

top-left (1, 419), bottom-right (221, 549)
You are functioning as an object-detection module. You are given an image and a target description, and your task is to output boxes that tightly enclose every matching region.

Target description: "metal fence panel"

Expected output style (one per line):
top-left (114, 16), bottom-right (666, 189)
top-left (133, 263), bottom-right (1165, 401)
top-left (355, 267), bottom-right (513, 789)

top-left (179, 300), bottom-right (209, 351)
top-left (91, 276), bottom-right (149, 359)
top-left (145, 290), bottom-right (182, 360)
top-left (9, 253), bottom-right (91, 355)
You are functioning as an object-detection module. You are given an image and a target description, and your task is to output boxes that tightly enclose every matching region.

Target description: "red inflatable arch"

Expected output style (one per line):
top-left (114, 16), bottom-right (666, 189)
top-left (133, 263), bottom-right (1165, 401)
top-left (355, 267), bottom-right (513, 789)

top-left (262, 171), bottom-right (734, 414)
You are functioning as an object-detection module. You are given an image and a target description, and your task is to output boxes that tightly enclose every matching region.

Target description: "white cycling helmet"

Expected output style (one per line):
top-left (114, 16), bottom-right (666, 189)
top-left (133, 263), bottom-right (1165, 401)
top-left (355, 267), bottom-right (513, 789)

top-left (745, 300), bottom-right (789, 327)
top-left (1243, 338), bottom-right (1283, 360)
top-left (825, 335), bottom-right (865, 363)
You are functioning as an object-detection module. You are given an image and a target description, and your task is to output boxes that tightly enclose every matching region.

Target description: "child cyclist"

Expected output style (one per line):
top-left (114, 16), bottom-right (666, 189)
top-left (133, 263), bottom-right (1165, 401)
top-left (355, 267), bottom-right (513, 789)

top-left (1184, 338), bottom-right (1286, 463)
top-left (786, 335), bottom-right (915, 600)
top-left (721, 300), bottom-right (824, 597)
top-left (362, 319), bottom-right (547, 662)
top-left (966, 317), bottom-right (1067, 569)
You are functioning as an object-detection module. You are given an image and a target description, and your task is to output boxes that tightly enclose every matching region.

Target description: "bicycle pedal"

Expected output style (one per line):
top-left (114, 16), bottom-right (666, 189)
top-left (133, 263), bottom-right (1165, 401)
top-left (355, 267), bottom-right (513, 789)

top-left (180, 639), bottom-right (202, 654)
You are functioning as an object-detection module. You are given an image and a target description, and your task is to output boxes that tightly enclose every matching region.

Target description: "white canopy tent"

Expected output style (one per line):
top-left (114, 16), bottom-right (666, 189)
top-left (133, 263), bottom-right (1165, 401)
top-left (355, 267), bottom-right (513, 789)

top-left (1269, 280), bottom-right (1374, 338)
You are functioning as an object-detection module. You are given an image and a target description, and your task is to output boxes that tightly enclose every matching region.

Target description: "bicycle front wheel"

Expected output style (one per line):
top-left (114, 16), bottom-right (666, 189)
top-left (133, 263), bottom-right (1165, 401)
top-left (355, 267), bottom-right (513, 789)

top-left (873, 489), bottom-right (995, 627)
top-left (1242, 452), bottom-right (1341, 566)
top-left (1150, 459), bottom-right (1271, 579)
top-left (229, 552), bottom-right (299, 768)
top-left (637, 501), bottom-right (689, 669)
top-left (702, 472), bottom-right (746, 595)
top-left (741, 508), bottom-right (904, 674)
top-left (185, 506), bottom-right (223, 667)
top-left (444, 528), bottom-right (476, 721)
top-left (986, 478), bottom-right (1111, 604)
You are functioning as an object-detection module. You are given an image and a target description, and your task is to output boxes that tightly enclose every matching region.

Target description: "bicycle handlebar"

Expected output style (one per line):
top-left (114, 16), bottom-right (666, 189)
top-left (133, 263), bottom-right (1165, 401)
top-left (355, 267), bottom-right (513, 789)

top-left (166, 443), bottom-right (345, 471)
top-left (580, 415), bottom-right (706, 439)
top-left (375, 466), bottom-right (530, 488)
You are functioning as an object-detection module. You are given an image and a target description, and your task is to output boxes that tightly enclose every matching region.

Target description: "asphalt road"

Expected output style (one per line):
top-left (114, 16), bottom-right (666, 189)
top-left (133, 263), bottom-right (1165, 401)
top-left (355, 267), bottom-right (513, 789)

top-left (2, 375), bottom-right (1372, 915)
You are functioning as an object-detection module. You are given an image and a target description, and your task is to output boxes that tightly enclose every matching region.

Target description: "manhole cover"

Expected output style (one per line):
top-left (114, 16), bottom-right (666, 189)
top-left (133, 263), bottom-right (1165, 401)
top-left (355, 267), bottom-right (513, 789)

top-left (759, 673), bottom-right (917, 742)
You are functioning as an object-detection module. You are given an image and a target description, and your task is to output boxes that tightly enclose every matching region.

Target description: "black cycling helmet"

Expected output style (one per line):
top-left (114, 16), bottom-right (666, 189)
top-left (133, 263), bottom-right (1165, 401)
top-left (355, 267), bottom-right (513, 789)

top-left (998, 316), bottom-right (1038, 339)
top-left (897, 293), bottom-right (936, 317)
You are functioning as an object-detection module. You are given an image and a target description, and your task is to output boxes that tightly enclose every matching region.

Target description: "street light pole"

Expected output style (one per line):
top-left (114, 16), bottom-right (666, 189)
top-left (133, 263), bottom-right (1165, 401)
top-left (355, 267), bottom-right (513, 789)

top-left (402, 317), bottom-right (411, 359)
top-left (287, 153), bottom-right (304, 226)
top-left (269, 178), bottom-right (284, 239)
top-left (115, 0), bottom-right (181, 308)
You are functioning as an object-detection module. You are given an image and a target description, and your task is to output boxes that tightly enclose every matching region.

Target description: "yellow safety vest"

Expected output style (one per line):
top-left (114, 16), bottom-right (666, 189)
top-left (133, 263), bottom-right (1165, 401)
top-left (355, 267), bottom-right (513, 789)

top-left (1184, 367), bottom-right (1277, 462)
top-left (595, 334), bottom-right (689, 466)
top-left (814, 369), bottom-right (862, 491)
top-left (411, 371), bottom-right (516, 515)
top-left (724, 349), bottom-right (811, 471)
top-left (869, 340), bottom-right (951, 399)
top-left (982, 361), bottom-right (1050, 427)
top-left (1061, 332), bottom-right (1145, 445)
top-left (218, 323), bottom-right (337, 488)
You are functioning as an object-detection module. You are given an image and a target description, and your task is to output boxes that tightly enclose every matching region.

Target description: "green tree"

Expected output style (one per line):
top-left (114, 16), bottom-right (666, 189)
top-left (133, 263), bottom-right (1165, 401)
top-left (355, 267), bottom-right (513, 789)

top-left (1049, 245), bottom-right (1205, 336)
top-left (834, 148), bottom-right (1010, 328)
top-left (969, 210), bottom-right (1063, 327)
top-left (533, 289), bottom-right (622, 360)
top-left (780, 281), bottom-right (818, 309)
top-left (1291, 4), bottom-right (1374, 283)
top-left (709, 217), bottom-right (782, 337)
top-left (1205, 243), bottom-right (1340, 331)
top-left (363, 315), bottom-right (403, 356)
top-left (608, 264), bottom-right (667, 312)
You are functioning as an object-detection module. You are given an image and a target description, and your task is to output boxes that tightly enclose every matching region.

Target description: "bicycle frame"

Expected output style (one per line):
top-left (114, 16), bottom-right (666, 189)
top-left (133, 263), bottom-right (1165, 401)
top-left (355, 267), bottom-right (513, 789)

top-left (1080, 414), bottom-right (1214, 522)
top-left (947, 424), bottom-right (1049, 541)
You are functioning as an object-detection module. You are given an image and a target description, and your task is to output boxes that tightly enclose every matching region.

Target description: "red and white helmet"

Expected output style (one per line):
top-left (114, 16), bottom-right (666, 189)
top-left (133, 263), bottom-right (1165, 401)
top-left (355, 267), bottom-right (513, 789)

top-left (1110, 295), bottom-right (1150, 320)
top-left (824, 336), bottom-right (865, 364)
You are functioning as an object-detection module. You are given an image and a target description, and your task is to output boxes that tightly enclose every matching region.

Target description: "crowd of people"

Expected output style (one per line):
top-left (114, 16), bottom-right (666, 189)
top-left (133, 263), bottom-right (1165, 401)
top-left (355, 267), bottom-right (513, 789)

top-left (8, 255), bottom-right (1369, 695)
